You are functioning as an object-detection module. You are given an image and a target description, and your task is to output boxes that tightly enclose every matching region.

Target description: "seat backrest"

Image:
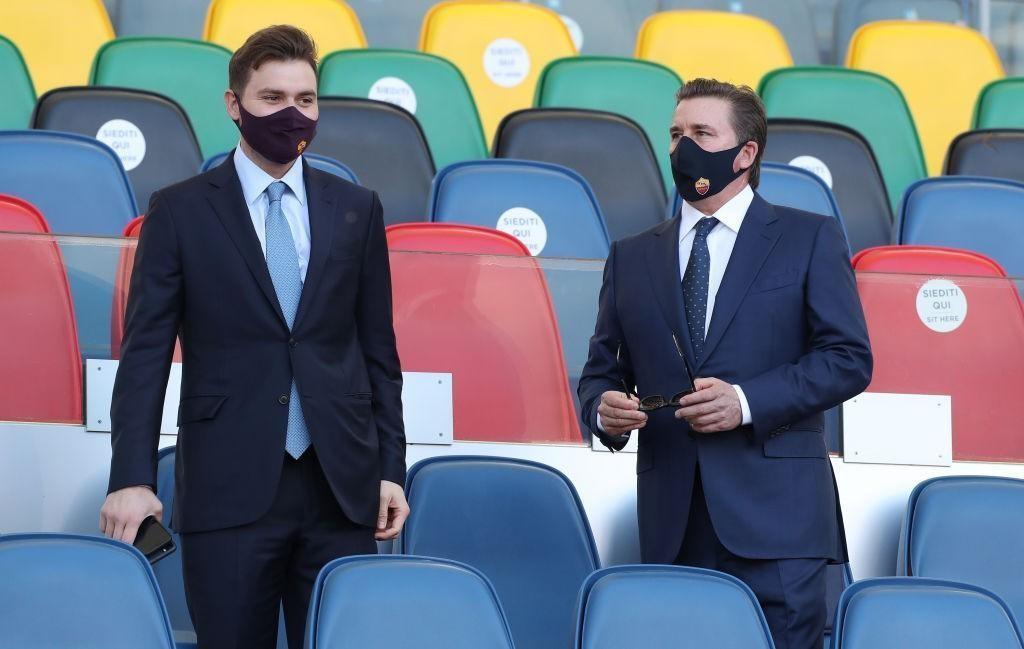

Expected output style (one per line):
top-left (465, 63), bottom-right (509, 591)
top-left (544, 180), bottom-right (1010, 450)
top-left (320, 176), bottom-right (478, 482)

top-left (386, 223), bottom-right (582, 443)
top-left (419, 0), bottom-right (576, 144)
top-left (0, 0), bottom-right (114, 94)
top-left (853, 245), bottom-right (1007, 276)
top-left (0, 194), bottom-right (49, 233)
top-left (975, 77), bottom-right (1024, 129)
top-left (401, 457), bottom-right (599, 649)
top-left (898, 176), bottom-right (1024, 277)
top-left (307, 555), bottom-right (515, 649)
top-left (0, 36), bottom-right (35, 130)
top-left (32, 87), bottom-right (203, 210)
top-left (945, 129), bottom-right (1024, 183)
top-left (151, 447), bottom-right (193, 638)
top-left (429, 159), bottom-right (609, 258)
top-left (834, 0), bottom-right (965, 63)
top-left (832, 577), bottom-right (1024, 649)
top-left (764, 119), bottom-right (891, 253)
top-left (311, 98), bottom-right (433, 224)
top-left (576, 566), bottom-right (774, 649)
top-left (203, 0), bottom-right (366, 52)
top-left (319, 49), bottom-right (486, 169)
top-left (107, 0), bottom-right (209, 39)
top-left (519, 0), bottom-right (658, 56)
top-left (200, 151), bottom-right (359, 185)
top-left (91, 37), bottom-right (236, 158)
top-left (495, 108), bottom-right (665, 241)
top-left (898, 476), bottom-right (1024, 624)
top-left (760, 66), bottom-right (926, 213)
top-left (0, 534), bottom-right (175, 648)
top-left (846, 20), bottom-right (1005, 176)
top-left (636, 10), bottom-right (792, 90)
top-left (536, 56), bottom-right (681, 190)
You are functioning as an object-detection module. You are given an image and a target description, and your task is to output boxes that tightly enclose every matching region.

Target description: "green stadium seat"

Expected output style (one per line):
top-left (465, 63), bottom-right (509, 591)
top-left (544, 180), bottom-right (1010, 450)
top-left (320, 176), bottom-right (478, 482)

top-left (975, 78), bottom-right (1024, 129)
top-left (0, 35), bottom-right (34, 130)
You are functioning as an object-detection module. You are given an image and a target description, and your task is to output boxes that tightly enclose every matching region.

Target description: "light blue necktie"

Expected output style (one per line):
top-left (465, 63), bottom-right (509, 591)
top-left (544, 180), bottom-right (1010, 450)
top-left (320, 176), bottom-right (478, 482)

top-left (265, 181), bottom-right (311, 459)
top-left (682, 217), bottom-right (719, 364)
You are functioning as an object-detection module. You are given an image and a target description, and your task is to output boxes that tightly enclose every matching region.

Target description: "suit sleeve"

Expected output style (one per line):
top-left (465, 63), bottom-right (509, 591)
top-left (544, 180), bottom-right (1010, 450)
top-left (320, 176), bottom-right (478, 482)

top-left (108, 192), bottom-right (183, 493)
top-left (739, 217), bottom-right (873, 443)
top-left (356, 192), bottom-right (407, 486)
top-left (578, 242), bottom-right (631, 452)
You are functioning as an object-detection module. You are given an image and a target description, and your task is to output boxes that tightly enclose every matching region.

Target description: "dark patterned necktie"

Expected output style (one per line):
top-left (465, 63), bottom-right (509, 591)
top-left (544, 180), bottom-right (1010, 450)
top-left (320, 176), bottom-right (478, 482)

top-left (682, 217), bottom-right (719, 363)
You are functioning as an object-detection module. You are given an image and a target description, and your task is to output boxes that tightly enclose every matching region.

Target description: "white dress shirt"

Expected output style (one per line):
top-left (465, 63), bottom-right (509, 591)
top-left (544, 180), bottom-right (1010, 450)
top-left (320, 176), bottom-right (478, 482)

top-left (233, 145), bottom-right (312, 282)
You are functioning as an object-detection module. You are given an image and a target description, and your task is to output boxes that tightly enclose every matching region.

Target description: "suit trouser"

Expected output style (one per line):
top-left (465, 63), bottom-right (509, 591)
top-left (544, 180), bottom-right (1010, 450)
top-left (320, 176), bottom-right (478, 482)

top-left (180, 450), bottom-right (376, 649)
top-left (674, 465), bottom-right (827, 649)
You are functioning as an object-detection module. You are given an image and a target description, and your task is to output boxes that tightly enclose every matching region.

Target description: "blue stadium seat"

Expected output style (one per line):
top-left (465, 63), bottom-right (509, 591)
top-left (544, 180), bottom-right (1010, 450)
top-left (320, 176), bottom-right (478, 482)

top-left (200, 152), bottom-right (359, 185)
top-left (306, 555), bottom-right (515, 649)
top-left (399, 456), bottom-right (600, 649)
top-left (153, 447), bottom-right (195, 649)
top-left (0, 130), bottom-right (137, 235)
top-left (429, 159), bottom-right (610, 258)
top-left (575, 565), bottom-right (774, 649)
top-left (898, 176), bottom-right (1024, 277)
top-left (0, 533), bottom-right (176, 648)
top-left (832, 577), bottom-right (1024, 649)
top-left (897, 476), bottom-right (1024, 626)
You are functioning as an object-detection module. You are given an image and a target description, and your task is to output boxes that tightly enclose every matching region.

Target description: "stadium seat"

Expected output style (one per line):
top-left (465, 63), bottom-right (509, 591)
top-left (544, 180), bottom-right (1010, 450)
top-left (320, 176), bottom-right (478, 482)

top-left (759, 66), bottom-right (927, 213)
top-left (636, 11), bottom-right (793, 90)
top-left (419, 1), bottom-right (577, 143)
top-left (535, 57), bottom-right (681, 190)
top-left (152, 447), bottom-right (195, 648)
top-left (989, 1), bottom-right (1024, 76)
top-left (575, 565), bottom-right (774, 649)
top-left (429, 159), bottom-right (610, 258)
top-left (203, 0), bottom-right (366, 52)
top-left (0, 534), bottom-right (175, 648)
top-left (0, 36), bottom-right (35, 130)
top-left (105, 0), bottom-right (208, 39)
top-left (898, 176), bottom-right (1024, 277)
top-left (831, 577), bottom-right (1024, 649)
top-left (764, 118), bottom-right (892, 253)
top-left (32, 87), bottom-right (203, 210)
top-left (0, 194), bottom-right (49, 233)
top-left (319, 49), bottom-right (487, 169)
top-left (853, 245), bottom-right (1024, 462)
top-left (833, 0), bottom-right (966, 63)
top-left (310, 98), bottom-right (433, 224)
top-left (0, 0), bottom-right (114, 94)
top-left (386, 223), bottom-right (582, 443)
top-left (975, 77), bottom-right (1024, 129)
top-left (945, 129), bottom-right (1024, 183)
top-left (659, 0), bottom-right (820, 64)
top-left (898, 476), bottom-right (1024, 624)
top-left (494, 108), bottom-right (666, 241)
top-left (0, 131), bottom-right (137, 236)
top-left (846, 21), bottom-right (1005, 175)
top-left (519, 0), bottom-right (658, 56)
top-left (91, 38), bottom-right (236, 159)
top-left (307, 555), bottom-right (515, 649)
top-left (825, 563), bottom-right (855, 649)
top-left (199, 151), bottom-right (359, 184)
top-left (400, 456), bottom-right (599, 649)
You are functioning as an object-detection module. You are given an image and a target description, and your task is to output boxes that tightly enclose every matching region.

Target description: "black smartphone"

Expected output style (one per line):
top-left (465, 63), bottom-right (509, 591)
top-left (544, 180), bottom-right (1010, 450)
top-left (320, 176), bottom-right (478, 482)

top-left (133, 515), bottom-right (176, 565)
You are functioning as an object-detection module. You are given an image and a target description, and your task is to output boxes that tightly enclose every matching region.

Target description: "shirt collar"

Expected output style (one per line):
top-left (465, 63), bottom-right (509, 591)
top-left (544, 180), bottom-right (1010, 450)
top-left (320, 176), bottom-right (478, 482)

top-left (679, 184), bottom-right (754, 241)
top-left (233, 144), bottom-right (307, 207)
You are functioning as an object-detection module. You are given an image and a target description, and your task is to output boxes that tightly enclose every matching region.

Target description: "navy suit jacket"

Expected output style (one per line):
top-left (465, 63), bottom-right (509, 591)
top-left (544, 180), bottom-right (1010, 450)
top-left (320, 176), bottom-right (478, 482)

top-left (578, 193), bottom-right (871, 564)
top-left (108, 156), bottom-right (406, 534)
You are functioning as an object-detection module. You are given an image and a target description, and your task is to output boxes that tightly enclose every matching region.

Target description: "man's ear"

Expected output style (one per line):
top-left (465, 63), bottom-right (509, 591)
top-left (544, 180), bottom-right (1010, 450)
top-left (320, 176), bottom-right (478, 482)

top-left (225, 90), bottom-right (241, 122)
top-left (735, 140), bottom-right (758, 172)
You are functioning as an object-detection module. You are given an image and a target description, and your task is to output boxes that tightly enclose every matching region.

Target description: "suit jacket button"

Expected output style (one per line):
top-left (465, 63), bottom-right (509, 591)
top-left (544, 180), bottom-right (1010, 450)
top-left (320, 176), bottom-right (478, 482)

top-left (289, 338), bottom-right (298, 348)
top-left (278, 394), bottom-right (289, 405)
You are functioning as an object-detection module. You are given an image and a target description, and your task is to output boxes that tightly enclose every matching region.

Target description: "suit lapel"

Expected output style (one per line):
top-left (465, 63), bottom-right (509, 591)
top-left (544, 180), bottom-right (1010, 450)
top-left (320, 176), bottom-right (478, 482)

top-left (646, 217), bottom-right (698, 369)
top-left (293, 161), bottom-right (336, 329)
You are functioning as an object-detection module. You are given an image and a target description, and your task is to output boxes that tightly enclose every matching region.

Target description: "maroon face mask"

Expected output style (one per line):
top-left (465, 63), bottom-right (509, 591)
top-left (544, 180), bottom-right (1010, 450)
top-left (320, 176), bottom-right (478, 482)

top-left (233, 95), bottom-right (318, 164)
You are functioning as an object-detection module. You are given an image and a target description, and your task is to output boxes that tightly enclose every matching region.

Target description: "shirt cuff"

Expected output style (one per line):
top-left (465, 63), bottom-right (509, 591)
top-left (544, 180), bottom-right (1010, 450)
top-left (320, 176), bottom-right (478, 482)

top-left (597, 412), bottom-right (606, 433)
top-left (733, 384), bottom-right (752, 426)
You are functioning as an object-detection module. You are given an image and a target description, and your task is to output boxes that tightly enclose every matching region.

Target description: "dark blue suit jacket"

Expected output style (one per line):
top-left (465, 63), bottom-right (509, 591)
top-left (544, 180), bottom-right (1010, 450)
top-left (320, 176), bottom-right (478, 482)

top-left (578, 193), bottom-right (871, 564)
top-left (108, 156), bottom-right (406, 534)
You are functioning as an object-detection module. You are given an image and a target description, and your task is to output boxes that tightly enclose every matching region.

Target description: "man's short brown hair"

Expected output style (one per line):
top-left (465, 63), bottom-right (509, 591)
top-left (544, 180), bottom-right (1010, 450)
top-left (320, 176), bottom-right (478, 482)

top-left (675, 78), bottom-right (768, 188)
top-left (228, 25), bottom-right (318, 96)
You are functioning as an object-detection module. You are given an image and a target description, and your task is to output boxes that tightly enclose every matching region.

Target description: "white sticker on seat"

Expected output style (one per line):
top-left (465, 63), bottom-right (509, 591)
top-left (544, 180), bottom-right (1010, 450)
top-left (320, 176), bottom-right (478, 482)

top-left (369, 76), bottom-right (418, 115)
top-left (97, 119), bottom-right (146, 171)
top-left (788, 155), bottom-right (833, 189)
top-left (917, 278), bottom-right (967, 333)
top-left (484, 38), bottom-right (531, 88)
top-left (497, 207), bottom-right (547, 255)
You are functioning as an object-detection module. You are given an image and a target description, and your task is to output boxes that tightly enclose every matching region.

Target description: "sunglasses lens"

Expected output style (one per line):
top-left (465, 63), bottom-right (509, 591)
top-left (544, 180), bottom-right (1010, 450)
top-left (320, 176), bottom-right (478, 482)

top-left (640, 396), bottom-right (666, 410)
top-left (670, 390), bottom-right (693, 405)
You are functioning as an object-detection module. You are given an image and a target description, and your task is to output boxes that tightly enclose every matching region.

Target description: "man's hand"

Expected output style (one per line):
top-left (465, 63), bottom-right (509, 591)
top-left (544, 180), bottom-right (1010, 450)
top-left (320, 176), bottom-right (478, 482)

top-left (376, 480), bottom-right (410, 541)
top-left (597, 391), bottom-right (647, 437)
top-left (100, 486), bottom-right (163, 544)
top-left (674, 377), bottom-right (742, 433)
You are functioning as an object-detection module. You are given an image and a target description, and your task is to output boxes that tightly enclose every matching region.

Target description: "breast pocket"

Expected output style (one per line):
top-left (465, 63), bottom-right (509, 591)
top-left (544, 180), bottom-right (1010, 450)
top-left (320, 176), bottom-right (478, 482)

top-left (751, 268), bottom-right (801, 294)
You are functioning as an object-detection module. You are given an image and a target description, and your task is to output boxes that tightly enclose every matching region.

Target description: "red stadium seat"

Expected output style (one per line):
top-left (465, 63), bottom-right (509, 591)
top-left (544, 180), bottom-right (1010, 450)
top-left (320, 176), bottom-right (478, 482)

top-left (854, 245), bottom-right (1024, 461)
top-left (0, 195), bottom-right (82, 423)
top-left (386, 223), bottom-right (582, 444)
top-left (122, 215), bottom-right (144, 238)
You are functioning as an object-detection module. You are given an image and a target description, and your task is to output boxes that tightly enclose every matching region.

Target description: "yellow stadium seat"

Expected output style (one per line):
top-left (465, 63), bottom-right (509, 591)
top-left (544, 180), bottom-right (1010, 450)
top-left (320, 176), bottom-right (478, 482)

top-left (635, 11), bottom-right (792, 90)
top-left (847, 20), bottom-right (1004, 176)
top-left (204, 0), bottom-right (366, 53)
top-left (0, 0), bottom-right (114, 94)
top-left (419, 0), bottom-right (576, 144)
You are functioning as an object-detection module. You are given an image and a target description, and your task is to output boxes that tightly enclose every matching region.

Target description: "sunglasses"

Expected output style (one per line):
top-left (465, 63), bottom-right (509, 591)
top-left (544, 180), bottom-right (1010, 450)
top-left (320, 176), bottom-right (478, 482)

top-left (617, 334), bottom-right (697, 411)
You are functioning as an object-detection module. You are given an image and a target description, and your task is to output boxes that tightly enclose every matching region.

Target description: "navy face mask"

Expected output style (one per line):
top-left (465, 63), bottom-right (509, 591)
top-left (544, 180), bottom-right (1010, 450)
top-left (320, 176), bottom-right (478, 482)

top-left (670, 136), bottom-right (748, 203)
top-left (233, 95), bottom-right (317, 164)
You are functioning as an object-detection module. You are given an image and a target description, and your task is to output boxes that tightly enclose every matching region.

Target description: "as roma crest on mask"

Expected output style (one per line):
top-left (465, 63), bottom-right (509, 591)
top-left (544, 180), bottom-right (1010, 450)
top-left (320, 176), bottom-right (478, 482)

top-left (297, 140), bottom-right (308, 154)
top-left (695, 177), bottom-right (711, 196)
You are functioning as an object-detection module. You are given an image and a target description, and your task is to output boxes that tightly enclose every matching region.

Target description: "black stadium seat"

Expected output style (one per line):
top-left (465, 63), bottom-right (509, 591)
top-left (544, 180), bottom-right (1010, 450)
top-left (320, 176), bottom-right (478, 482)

top-left (945, 129), bottom-right (1024, 183)
top-left (309, 97), bottom-right (434, 225)
top-left (764, 118), bottom-right (892, 254)
top-left (31, 86), bottom-right (203, 210)
top-left (494, 108), bottom-right (666, 242)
